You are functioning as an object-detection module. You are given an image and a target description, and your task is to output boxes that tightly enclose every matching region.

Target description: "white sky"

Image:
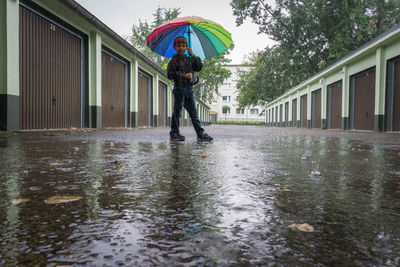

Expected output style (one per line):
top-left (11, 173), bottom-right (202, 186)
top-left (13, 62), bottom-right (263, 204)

top-left (75, 0), bottom-right (275, 64)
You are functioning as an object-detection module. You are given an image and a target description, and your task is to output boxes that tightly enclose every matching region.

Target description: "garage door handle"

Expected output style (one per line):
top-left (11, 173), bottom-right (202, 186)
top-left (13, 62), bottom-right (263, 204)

top-left (366, 112), bottom-right (368, 117)
top-left (111, 105), bottom-right (114, 112)
top-left (52, 96), bottom-right (56, 105)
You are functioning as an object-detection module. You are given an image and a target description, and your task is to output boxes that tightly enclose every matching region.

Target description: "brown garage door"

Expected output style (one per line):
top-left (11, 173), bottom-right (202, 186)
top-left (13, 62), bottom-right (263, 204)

top-left (158, 82), bottom-right (167, 126)
top-left (271, 108), bottom-right (275, 123)
top-left (279, 104), bottom-right (283, 126)
top-left (285, 102), bottom-right (289, 127)
top-left (353, 68), bottom-right (375, 130)
top-left (312, 89), bottom-right (321, 128)
top-left (102, 50), bottom-right (126, 128)
top-left (301, 95), bottom-right (308, 128)
top-left (138, 71), bottom-right (152, 127)
top-left (19, 5), bottom-right (82, 129)
top-left (292, 99), bottom-right (297, 127)
top-left (275, 106), bottom-right (278, 125)
top-left (393, 60), bottom-right (400, 131)
top-left (328, 81), bottom-right (342, 129)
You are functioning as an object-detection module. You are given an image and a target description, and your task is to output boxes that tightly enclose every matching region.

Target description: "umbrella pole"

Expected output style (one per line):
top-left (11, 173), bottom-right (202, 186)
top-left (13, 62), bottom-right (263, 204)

top-left (188, 26), bottom-right (191, 50)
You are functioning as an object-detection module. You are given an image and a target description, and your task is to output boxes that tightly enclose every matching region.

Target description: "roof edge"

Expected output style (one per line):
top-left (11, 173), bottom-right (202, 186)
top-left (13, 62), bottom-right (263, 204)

top-left (61, 0), bottom-right (168, 78)
top-left (267, 23), bottom-right (400, 106)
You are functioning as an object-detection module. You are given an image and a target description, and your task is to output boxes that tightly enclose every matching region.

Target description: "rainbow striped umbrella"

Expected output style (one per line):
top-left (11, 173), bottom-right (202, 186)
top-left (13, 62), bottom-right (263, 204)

top-left (147, 16), bottom-right (232, 59)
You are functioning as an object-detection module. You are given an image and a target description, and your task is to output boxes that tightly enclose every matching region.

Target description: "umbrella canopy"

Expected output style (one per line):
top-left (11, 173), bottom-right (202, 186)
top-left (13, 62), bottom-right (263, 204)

top-left (147, 16), bottom-right (232, 59)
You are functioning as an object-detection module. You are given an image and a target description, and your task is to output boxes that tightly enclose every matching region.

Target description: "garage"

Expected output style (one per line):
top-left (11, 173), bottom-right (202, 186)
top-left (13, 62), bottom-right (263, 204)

top-left (285, 102), bottom-right (289, 127)
top-left (350, 68), bottom-right (375, 130)
top-left (386, 58), bottom-right (400, 131)
top-left (275, 106), bottom-right (278, 126)
top-left (279, 104), bottom-right (283, 126)
top-left (327, 81), bottom-right (342, 129)
top-left (271, 108), bottom-right (274, 125)
top-left (19, 4), bottom-right (84, 129)
top-left (292, 99), bottom-right (297, 127)
top-left (158, 82), bottom-right (167, 126)
top-left (138, 70), bottom-right (152, 127)
top-left (300, 94), bottom-right (307, 128)
top-left (311, 89), bottom-right (321, 128)
top-left (393, 60), bottom-right (400, 131)
top-left (101, 49), bottom-right (128, 128)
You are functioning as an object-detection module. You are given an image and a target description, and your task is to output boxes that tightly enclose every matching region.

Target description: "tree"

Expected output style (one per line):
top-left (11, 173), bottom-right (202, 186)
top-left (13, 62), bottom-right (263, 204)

top-left (222, 105), bottom-right (231, 119)
top-left (194, 47), bottom-right (233, 102)
top-left (130, 6), bottom-right (233, 102)
top-left (131, 7), bottom-right (180, 68)
top-left (236, 46), bottom-right (295, 107)
top-left (231, 0), bottom-right (400, 106)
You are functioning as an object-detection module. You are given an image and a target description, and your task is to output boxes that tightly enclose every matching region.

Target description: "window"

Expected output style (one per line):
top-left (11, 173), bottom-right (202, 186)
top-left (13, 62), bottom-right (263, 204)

top-left (236, 108), bottom-right (244, 114)
top-left (250, 108), bottom-right (258, 115)
top-left (222, 96), bottom-right (231, 102)
top-left (222, 83), bottom-right (231, 90)
top-left (222, 105), bottom-right (231, 114)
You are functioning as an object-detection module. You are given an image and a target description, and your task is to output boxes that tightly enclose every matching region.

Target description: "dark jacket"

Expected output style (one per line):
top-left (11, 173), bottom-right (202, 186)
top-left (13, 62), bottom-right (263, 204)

top-left (167, 54), bottom-right (202, 90)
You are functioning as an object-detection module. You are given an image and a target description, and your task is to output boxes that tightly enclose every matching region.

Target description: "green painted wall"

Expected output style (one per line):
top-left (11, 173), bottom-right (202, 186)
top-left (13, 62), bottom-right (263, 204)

top-left (1, 0), bottom-right (19, 96)
top-left (326, 71), bottom-right (342, 86)
top-left (348, 52), bottom-right (375, 76)
top-left (385, 41), bottom-right (400, 60)
top-left (89, 32), bottom-right (102, 106)
top-left (0, 0), bottom-right (7, 95)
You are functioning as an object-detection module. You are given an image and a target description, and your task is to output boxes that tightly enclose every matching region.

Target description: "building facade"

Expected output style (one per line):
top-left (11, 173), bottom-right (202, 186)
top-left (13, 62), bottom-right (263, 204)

top-left (0, 0), bottom-right (210, 131)
top-left (209, 65), bottom-right (264, 122)
top-left (265, 24), bottom-right (400, 132)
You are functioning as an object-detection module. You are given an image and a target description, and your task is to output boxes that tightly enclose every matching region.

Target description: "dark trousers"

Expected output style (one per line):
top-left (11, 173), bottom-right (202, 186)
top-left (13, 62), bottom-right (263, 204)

top-left (170, 89), bottom-right (204, 135)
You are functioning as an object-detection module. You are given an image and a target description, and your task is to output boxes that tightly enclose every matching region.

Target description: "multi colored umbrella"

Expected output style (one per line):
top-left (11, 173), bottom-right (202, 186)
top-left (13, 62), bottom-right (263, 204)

top-left (147, 16), bottom-right (232, 59)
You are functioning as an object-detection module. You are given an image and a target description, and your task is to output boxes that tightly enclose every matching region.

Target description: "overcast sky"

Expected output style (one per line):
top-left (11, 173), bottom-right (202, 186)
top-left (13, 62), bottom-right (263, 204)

top-left (75, 0), bottom-right (275, 64)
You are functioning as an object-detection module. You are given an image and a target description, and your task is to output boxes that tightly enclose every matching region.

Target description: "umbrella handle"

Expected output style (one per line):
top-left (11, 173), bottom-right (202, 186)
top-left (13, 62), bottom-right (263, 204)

top-left (190, 77), bottom-right (199, 86)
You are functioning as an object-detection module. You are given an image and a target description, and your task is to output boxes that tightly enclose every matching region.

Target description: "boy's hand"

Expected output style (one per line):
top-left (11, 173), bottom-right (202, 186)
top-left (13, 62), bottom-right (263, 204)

top-left (187, 48), bottom-right (194, 56)
top-left (185, 73), bottom-right (193, 80)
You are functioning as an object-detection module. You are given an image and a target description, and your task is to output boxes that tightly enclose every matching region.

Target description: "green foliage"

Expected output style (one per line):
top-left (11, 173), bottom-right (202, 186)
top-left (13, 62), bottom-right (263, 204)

top-left (193, 47), bottom-right (233, 102)
top-left (131, 7), bottom-right (180, 68)
top-left (222, 105), bottom-right (231, 114)
top-left (130, 6), bottom-right (233, 102)
top-left (236, 46), bottom-right (297, 107)
top-left (231, 0), bottom-right (400, 106)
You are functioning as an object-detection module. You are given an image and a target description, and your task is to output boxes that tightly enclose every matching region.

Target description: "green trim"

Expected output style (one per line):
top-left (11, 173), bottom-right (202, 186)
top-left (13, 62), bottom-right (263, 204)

top-left (0, 1), bottom-right (6, 95)
top-left (1, 0), bottom-right (19, 96)
top-left (89, 32), bottom-right (102, 106)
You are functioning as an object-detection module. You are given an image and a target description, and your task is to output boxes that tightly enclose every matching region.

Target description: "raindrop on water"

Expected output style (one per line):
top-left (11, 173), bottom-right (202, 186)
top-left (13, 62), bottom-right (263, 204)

top-left (311, 169), bottom-right (321, 176)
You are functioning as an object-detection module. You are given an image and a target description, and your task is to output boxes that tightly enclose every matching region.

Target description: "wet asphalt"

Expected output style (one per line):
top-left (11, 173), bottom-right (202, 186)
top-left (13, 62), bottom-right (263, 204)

top-left (0, 125), bottom-right (399, 266)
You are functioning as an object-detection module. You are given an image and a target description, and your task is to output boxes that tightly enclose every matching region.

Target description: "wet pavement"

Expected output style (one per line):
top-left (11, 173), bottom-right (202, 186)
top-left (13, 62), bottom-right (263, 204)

top-left (0, 125), bottom-right (399, 266)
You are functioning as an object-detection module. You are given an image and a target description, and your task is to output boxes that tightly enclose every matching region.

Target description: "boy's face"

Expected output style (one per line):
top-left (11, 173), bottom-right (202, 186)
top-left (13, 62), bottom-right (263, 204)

top-left (174, 42), bottom-right (187, 55)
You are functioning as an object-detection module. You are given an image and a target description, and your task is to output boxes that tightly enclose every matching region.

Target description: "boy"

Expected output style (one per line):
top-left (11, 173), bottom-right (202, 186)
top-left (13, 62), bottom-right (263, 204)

top-left (167, 36), bottom-right (213, 141)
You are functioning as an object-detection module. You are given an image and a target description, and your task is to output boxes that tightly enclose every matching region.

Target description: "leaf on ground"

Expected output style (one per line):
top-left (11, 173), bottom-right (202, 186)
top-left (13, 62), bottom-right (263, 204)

top-left (50, 163), bottom-right (60, 166)
top-left (120, 167), bottom-right (125, 170)
top-left (44, 196), bottom-right (82, 204)
top-left (283, 188), bottom-right (291, 191)
top-left (289, 223), bottom-right (314, 232)
top-left (10, 199), bottom-right (30, 205)
top-left (200, 154), bottom-right (208, 158)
